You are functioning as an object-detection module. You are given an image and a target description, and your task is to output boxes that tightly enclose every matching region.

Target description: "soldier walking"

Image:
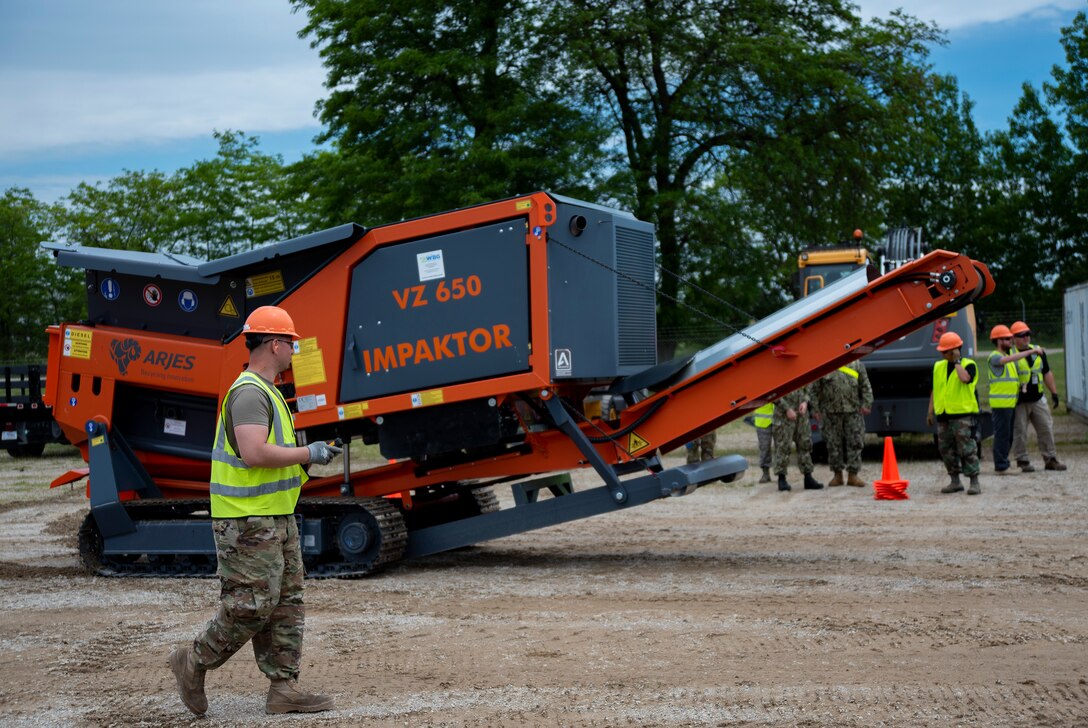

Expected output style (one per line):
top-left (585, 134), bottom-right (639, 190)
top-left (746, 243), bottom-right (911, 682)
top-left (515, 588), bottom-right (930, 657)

top-left (169, 306), bottom-right (341, 716)
top-left (811, 361), bottom-right (873, 487)
top-left (772, 387), bottom-right (824, 492)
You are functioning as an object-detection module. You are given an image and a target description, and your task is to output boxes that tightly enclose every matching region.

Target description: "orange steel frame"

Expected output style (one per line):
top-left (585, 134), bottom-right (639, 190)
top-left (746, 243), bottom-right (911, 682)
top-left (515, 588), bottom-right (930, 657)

top-left (45, 191), bottom-right (994, 505)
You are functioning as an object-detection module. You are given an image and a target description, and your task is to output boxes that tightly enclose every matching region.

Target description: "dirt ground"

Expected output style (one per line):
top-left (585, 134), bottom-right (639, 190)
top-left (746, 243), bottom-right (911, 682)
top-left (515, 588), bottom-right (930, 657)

top-left (1, 415), bottom-right (1087, 727)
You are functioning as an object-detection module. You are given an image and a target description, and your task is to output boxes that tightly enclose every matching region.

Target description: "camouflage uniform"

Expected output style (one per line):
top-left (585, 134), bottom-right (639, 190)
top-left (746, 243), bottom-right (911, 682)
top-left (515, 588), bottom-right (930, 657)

top-left (811, 362), bottom-right (873, 475)
top-left (937, 416), bottom-right (980, 477)
top-left (772, 388), bottom-right (815, 476)
top-left (192, 515), bottom-right (305, 680)
top-left (756, 428), bottom-right (773, 469)
top-left (686, 432), bottom-right (717, 464)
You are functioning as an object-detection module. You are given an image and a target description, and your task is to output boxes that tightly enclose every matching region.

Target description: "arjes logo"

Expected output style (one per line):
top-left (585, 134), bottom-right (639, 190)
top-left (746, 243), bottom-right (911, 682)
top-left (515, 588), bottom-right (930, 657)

top-left (110, 338), bottom-right (142, 375)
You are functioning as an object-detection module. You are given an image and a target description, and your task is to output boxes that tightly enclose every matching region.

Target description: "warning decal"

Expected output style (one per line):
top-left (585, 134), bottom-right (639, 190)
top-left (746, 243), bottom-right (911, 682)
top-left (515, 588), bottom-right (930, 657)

top-left (219, 296), bottom-right (240, 317)
top-left (292, 347), bottom-right (327, 388)
top-left (245, 271), bottom-right (286, 299)
top-left (63, 329), bottom-right (93, 359)
top-left (337, 402), bottom-right (368, 420)
top-left (627, 431), bottom-right (651, 453)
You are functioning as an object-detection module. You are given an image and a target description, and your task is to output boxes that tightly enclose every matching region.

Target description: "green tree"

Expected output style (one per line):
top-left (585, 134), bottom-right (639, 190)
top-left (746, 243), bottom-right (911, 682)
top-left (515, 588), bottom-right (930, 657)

top-left (549, 2), bottom-right (944, 355)
top-left (982, 85), bottom-right (1070, 311)
top-left (0, 188), bottom-right (83, 361)
top-left (173, 130), bottom-right (313, 259)
top-left (292, 0), bottom-right (609, 227)
top-left (1045, 10), bottom-right (1088, 290)
top-left (62, 170), bottom-right (178, 252)
top-left (296, 0), bottom-right (951, 358)
top-left (58, 131), bottom-right (313, 260)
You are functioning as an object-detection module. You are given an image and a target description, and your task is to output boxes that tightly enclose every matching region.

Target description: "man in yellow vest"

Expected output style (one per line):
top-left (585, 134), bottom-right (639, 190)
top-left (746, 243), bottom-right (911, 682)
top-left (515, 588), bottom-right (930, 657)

top-left (169, 306), bottom-right (342, 717)
top-left (986, 324), bottom-right (1039, 474)
top-left (1009, 320), bottom-right (1067, 472)
top-left (927, 332), bottom-right (982, 494)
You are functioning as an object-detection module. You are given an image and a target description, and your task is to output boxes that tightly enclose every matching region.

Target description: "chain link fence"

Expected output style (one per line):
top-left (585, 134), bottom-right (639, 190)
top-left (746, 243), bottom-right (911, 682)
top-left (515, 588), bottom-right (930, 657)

top-left (975, 309), bottom-right (1065, 347)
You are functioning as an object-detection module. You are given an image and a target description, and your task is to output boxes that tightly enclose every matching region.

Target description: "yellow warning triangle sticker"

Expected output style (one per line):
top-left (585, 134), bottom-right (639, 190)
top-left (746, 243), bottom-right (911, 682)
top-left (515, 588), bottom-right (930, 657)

top-left (627, 431), bottom-right (651, 453)
top-left (219, 296), bottom-right (240, 318)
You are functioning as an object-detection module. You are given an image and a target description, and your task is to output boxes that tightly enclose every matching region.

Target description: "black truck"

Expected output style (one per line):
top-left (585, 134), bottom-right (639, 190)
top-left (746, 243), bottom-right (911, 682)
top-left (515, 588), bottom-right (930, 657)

top-left (2, 364), bottom-right (67, 457)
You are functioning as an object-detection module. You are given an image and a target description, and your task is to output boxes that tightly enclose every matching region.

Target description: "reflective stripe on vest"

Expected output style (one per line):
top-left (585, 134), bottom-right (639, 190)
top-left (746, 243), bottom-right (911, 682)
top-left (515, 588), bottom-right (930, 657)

top-left (753, 403), bottom-right (775, 429)
top-left (987, 352), bottom-right (1019, 409)
top-left (837, 365), bottom-right (859, 380)
top-left (1015, 351), bottom-right (1044, 395)
top-left (932, 358), bottom-right (979, 416)
top-left (209, 372), bottom-right (306, 518)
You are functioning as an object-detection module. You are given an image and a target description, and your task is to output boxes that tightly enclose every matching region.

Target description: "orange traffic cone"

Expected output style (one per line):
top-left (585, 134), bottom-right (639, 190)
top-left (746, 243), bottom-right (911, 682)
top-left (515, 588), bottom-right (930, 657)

top-left (873, 436), bottom-right (909, 500)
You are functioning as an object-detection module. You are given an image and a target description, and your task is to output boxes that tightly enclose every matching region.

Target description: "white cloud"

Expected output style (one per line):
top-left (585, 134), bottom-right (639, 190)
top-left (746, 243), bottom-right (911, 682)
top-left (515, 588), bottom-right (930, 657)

top-left (0, 66), bottom-right (325, 159)
top-left (854, 0), bottom-right (1084, 29)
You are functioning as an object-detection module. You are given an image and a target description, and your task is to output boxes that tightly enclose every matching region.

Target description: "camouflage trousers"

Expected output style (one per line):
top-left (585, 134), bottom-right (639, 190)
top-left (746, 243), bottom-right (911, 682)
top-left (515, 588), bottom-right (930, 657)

top-left (192, 515), bottom-right (305, 680)
top-left (772, 416), bottom-right (813, 475)
top-left (756, 428), bottom-right (773, 469)
top-left (686, 432), bottom-right (717, 464)
top-left (937, 416), bottom-right (980, 477)
top-left (822, 412), bottom-right (865, 473)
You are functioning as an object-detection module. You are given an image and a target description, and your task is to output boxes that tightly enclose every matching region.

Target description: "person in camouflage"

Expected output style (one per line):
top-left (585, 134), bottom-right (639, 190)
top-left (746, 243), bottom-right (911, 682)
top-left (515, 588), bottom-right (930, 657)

top-left (168, 307), bottom-right (341, 717)
top-left (686, 432), bottom-right (717, 464)
top-left (927, 332), bottom-right (981, 494)
top-left (771, 387), bottom-right (824, 492)
top-left (811, 361), bottom-right (873, 487)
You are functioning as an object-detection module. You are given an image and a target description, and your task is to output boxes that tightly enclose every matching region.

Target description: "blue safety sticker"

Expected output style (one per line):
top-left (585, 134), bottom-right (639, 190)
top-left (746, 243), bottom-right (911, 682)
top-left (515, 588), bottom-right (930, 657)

top-left (178, 289), bottom-right (198, 313)
top-left (100, 278), bottom-right (120, 301)
top-left (70, 397), bottom-right (78, 407)
top-left (532, 225), bottom-right (542, 238)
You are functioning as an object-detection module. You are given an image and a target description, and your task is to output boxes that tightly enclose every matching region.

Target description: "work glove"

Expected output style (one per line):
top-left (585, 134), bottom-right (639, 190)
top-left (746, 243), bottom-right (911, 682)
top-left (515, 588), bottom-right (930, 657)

top-left (307, 441), bottom-right (343, 465)
top-left (1052, 392), bottom-right (1060, 410)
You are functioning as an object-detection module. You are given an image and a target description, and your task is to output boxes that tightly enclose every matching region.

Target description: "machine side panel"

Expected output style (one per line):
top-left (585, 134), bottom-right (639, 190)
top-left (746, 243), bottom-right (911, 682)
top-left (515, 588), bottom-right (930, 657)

top-left (340, 220), bottom-right (531, 401)
top-left (547, 202), bottom-right (656, 380)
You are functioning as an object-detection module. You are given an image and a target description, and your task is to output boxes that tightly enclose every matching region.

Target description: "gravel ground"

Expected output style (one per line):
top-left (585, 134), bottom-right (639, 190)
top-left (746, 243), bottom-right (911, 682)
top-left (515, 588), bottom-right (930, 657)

top-left (0, 414), bottom-right (1086, 727)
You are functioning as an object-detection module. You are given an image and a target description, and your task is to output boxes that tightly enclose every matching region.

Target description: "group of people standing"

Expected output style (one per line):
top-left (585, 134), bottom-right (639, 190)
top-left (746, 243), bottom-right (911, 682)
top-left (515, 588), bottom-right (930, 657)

top-left (929, 319), bottom-right (1066, 496)
top-left (686, 319), bottom-right (1066, 497)
top-left (687, 360), bottom-right (875, 493)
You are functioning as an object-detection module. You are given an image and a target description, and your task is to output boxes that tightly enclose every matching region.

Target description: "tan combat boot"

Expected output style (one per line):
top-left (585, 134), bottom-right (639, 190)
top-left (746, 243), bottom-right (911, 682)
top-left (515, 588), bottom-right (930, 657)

top-left (967, 475), bottom-right (981, 495)
top-left (828, 470), bottom-right (844, 487)
top-left (266, 678), bottom-right (335, 714)
top-left (846, 472), bottom-right (865, 487)
top-left (168, 645), bottom-right (207, 716)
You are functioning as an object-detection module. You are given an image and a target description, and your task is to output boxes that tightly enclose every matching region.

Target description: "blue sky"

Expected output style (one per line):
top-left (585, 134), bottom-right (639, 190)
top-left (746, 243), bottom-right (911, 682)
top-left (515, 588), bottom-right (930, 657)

top-left (1, 0), bottom-right (1084, 203)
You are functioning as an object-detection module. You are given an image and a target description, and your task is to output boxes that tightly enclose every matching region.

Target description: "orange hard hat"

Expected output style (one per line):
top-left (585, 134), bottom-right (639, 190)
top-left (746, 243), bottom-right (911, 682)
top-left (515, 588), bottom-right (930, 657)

top-left (1010, 321), bottom-right (1031, 336)
top-left (243, 306), bottom-right (300, 340)
top-left (989, 324), bottom-right (1012, 341)
top-left (936, 331), bottom-right (963, 352)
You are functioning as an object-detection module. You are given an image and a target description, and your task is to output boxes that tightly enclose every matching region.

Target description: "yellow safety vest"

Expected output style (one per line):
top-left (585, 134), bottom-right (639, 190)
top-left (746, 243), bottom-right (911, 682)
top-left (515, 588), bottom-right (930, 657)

top-left (987, 352), bottom-right (1019, 409)
top-left (932, 358), bottom-right (979, 416)
top-left (210, 372), bottom-right (307, 518)
top-left (753, 403), bottom-right (775, 429)
top-left (1015, 351), bottom-right (1044, 395)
